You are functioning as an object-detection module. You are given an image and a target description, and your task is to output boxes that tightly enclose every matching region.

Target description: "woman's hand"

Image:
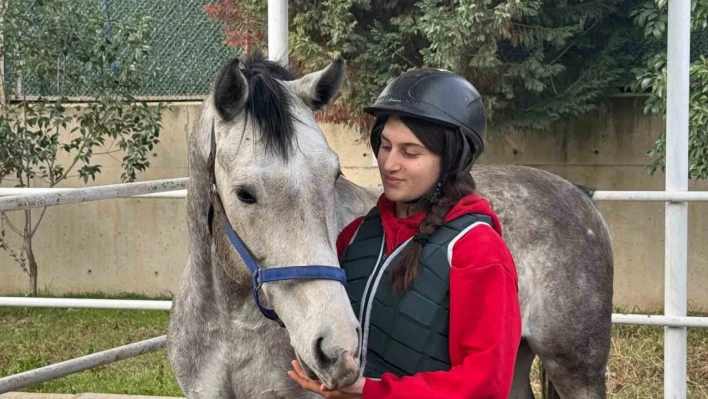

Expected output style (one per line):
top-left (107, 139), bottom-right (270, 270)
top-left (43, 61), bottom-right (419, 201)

top-left (287, 360), bottom-right (365, 399)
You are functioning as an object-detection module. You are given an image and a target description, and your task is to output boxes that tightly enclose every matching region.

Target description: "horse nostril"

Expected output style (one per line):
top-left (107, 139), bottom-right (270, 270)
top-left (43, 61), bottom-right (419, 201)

top-left (314, 336), bottom-right (337, 367)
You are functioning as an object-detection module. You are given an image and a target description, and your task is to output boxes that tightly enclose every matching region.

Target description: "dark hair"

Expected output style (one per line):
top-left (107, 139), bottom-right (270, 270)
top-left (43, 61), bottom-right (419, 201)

top-left (213, 51), bottom-right (298, 161)
top-left (374, 116), bottom-right (477, 293)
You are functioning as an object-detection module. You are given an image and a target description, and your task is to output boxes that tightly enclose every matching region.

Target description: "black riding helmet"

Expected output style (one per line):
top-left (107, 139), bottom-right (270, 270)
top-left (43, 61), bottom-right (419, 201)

top-left (364, 68), bottom-right (486, 176)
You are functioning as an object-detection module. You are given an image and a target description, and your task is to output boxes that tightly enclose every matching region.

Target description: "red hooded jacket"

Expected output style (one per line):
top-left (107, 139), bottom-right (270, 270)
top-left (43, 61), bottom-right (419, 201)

top-left (336, 193), bottom-right (522, 399)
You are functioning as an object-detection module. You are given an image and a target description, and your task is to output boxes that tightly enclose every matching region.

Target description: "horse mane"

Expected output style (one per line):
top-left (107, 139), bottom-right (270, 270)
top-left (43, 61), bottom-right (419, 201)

top-left (214, 51), bottom-right (298, 161)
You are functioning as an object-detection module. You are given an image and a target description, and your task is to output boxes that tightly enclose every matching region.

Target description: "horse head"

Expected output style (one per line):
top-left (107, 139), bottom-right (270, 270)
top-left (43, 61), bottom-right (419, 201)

top-left (191, 52), bottom-right (361, 389)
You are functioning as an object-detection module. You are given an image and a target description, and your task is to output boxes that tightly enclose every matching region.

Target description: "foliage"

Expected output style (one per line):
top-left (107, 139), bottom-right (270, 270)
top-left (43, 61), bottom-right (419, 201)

top-left (205, 0), bottom-right (640, 134)
top-left (206, 0), bottom-right (708, 180)
top-left (629, 0), bottom-right (708, 179)
top-left (202, 0), bottom-right (266, 52)
top-left (0, 0), bottom-right (166, 295)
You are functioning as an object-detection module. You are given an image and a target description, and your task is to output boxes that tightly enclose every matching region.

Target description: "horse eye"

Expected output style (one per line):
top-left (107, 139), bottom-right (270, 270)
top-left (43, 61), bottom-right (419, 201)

top-left (236, 189), bottom-right (257, 204)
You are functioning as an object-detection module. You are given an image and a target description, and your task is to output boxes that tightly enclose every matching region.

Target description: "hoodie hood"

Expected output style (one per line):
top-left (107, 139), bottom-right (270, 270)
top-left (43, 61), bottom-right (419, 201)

top-left (376, 193), bottom-right (502, 254)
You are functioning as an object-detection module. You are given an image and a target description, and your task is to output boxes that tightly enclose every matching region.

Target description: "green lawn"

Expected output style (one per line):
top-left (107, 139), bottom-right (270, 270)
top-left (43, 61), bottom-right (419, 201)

top-left (1, 295), bottom-right (707, 398)
top-left (0, 294), bottom-right (181, 397)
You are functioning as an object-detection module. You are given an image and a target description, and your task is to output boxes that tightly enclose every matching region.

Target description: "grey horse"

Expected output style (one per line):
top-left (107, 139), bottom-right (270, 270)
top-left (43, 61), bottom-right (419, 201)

top-left (167, 53), bottom-right (613, 399)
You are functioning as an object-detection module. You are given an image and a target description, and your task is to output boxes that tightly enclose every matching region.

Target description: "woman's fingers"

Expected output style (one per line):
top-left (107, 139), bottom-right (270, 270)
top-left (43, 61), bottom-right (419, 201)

top-left (288, 361), bottom-right (361, 398)
top-left (292, 360), bottom-right (309, 379)
top-left (288, 361), bottom-right (324, 392)
top-left (287, 369), bottom-right (320, 391)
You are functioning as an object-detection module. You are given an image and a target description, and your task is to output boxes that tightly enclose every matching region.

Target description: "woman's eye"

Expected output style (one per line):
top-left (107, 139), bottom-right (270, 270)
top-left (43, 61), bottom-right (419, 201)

top-left (403, 151), bottom-right (419, 158)
top-left (236, 189), bottom-right (257, 204)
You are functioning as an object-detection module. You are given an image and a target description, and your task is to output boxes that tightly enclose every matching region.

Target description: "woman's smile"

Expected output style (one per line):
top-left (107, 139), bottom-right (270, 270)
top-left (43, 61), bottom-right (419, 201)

top-left (383, 174), bottom-right (405, 187)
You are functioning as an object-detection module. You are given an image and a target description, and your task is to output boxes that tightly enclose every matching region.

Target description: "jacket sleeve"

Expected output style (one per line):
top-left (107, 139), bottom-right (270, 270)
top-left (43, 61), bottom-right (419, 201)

top-left (362, 226), bottom-right (522, 399)
top-left (337, 216), bottom-right (365, 261)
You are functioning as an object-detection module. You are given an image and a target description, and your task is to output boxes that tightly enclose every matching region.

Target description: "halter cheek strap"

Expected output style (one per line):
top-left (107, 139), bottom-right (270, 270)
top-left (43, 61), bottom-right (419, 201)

top-left (206, 120), bottom-right (347, 326)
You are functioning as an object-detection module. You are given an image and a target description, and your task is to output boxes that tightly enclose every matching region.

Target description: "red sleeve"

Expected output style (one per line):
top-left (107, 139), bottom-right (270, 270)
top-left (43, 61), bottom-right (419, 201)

top-left (337, 216), bottom-right (365, 261)
top-left (362, 225), bottom-right (522, 399)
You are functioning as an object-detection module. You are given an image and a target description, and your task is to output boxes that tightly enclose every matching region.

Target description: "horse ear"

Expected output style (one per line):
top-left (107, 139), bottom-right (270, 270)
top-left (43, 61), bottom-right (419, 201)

top-left (213, 58), bottom-right (249, 121)
top-left (288, 57), bottom-right (345, 110)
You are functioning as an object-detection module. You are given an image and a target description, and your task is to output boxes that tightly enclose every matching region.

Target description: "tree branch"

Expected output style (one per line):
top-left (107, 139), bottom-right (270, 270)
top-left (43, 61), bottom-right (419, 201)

top-left (56, 106), bottom-right (110, 184)
top-left (105, 137), bottom-right (118, 153)
top-left (25, 208), bottom-right (31, 234)
top-left (30, 207), bottom-right (47, 237)
top-left (548, 19), bottom-right (600, 65)
top-left (49, 124), bottom-right (60, 186)
top-left (56, 107), bottom-right (113, 183)
top-left (522, 55), bottom-right (602, 113)
top-left (1, 212), bottom-right (24, 236)
top-left (107, 153), bottom-right (121, 164)
top-left (93, 149), bottom-right (123, 156)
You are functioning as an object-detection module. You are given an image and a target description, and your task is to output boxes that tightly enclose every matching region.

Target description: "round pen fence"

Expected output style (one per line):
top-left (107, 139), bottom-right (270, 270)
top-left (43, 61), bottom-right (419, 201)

top-left (0, 0), bottom-right (702, 397)
top-left (0, 177), bottom-right (707, 395)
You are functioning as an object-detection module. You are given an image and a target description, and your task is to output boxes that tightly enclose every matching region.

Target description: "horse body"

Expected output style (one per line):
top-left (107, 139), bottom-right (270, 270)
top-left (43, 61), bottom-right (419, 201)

top-left (473, 165), bottom-right (613, 398)
top-left (168, 54), bottom-right (613, 399)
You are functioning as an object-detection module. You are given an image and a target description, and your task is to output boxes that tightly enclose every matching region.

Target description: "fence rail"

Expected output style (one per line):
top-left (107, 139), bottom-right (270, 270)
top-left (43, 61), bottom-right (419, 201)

top-left (0, 178), bottom-right (188, 211)
top-left (1, 178), bottom-right (706, 396)
top-left (0, 297), bottom-right (172, 310)
top-left (2, 185), bottom-right (708, 209)
top-left (0, 187), bottom-right (188, 200)
top-left (0, 336), bottom-right (166, 394)
top-left (1, 296), bottom-right (707, 328)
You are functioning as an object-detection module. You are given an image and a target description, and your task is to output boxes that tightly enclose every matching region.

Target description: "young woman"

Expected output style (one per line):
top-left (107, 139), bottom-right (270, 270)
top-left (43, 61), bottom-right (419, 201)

top-left (288, 68), bottom-right (522, 399)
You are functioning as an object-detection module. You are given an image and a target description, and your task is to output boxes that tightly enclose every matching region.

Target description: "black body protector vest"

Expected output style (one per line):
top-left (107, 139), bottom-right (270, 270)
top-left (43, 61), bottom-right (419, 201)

top-left (340, 208), bottom-right (492, 378)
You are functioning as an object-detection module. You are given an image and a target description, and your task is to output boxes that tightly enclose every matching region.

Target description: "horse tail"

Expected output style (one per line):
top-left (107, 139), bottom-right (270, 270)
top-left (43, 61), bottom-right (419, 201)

top-left (540, 361), bottom-right (562, 399)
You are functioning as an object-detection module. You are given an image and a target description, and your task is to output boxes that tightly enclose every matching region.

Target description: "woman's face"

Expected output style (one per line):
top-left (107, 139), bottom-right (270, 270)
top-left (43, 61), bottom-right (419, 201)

top-left (377, 116), bottom-right (442, 203)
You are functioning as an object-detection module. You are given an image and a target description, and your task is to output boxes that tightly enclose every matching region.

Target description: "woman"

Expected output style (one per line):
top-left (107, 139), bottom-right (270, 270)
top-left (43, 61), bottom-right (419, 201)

top-left (288, 68), bottom-right (522, 398)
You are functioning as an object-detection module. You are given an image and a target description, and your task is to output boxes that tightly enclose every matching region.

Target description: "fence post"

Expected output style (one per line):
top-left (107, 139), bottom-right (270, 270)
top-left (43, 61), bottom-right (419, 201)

top-left (267, 0), bottom-right (288, 66)
top-left (665, 0), bottom-right (690, 397)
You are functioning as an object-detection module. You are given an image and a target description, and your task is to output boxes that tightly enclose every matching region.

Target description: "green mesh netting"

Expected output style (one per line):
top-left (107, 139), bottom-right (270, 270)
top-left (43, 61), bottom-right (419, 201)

top-left (3, 0), bottom-right (237, 99)
top-left (108, 0), bottom-right (236, 97)
top-left (4, 1), bottom-right (708, 99)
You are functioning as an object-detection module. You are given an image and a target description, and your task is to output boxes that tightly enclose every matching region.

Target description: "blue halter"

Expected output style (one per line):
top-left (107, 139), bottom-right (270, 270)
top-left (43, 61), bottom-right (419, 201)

top-left (208, 120), bottom-right (347, 324)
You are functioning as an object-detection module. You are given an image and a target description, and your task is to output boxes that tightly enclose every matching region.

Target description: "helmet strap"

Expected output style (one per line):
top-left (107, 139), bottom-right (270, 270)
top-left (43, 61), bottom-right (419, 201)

top-left (403, 174), bottom-right (449, 206)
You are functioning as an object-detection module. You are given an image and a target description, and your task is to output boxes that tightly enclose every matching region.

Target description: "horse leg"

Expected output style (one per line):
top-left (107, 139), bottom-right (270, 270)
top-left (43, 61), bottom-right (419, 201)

top-left (539, 361), bottom-right (561, 399)
top-left (509, 339), bottom-right (536, 399)
top-left (527, 329), bottom-right (609, 399)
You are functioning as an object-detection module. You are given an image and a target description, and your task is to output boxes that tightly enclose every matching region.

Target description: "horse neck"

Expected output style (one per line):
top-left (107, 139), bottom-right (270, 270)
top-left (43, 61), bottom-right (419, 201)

top-left (334, 177), bottom-right (379, 232)
top-left (181, 119), bottom-right (258, 321)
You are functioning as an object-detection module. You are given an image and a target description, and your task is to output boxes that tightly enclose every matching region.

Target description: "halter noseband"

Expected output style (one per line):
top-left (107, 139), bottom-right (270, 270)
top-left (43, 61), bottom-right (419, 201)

top-left (206, 120), bottom-right (347, 326)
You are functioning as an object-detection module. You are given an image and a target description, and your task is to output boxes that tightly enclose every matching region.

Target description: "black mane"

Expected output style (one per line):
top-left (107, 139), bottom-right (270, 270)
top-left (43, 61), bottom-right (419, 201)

top-left (215, 51), bottom-right (298, 161)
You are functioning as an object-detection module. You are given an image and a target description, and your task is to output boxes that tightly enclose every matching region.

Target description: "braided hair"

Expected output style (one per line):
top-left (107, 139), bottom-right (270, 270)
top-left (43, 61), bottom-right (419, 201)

top-left (376, 116), bottom-right (477, 293)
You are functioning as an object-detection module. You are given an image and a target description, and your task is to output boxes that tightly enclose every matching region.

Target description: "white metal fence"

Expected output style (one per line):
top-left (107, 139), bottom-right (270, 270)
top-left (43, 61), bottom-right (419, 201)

top-left (0, 176), bottom-right (707, 395)
top-left (0, 0), bottom-right (703, 396)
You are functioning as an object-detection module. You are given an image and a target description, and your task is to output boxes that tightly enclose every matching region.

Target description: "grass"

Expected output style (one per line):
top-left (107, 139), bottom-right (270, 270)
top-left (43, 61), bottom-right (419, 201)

top-left (603, 321), bottom-right (708, 398)
top-left (1, 295), bottom-right (707, 398)
top-left (0, 293), bottom-right (181, 396)
top-left (528, 312), bottom-right (708, 398)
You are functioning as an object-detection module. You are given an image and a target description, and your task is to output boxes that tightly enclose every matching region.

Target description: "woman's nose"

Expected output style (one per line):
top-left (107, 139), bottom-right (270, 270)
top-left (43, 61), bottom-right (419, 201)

top-left (381, 151), bottom-right (401, 172)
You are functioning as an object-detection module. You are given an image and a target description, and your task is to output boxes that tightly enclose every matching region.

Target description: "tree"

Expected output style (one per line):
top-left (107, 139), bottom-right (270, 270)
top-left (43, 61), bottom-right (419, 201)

top-left (629, 0), bottom-right (708, 179)
top-left (0, 0), bottom-right (166, 296)
top-left (206, 0), bottom-right (640, 130)
top-left (205, 0), bottom-right (708, 179)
